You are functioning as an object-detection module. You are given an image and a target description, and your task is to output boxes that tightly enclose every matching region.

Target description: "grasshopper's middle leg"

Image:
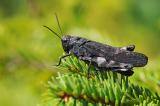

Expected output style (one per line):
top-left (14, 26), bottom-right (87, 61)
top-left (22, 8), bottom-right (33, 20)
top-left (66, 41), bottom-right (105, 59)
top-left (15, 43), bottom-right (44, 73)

top-left (79, 56), bottom-right (92, 78)
top-left (87, 61), bottom-right (92, 78)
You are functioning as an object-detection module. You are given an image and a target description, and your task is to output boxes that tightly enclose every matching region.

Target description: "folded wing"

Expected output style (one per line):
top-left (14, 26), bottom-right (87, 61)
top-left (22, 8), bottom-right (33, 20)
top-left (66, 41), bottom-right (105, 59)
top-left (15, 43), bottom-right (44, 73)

top-left (112, 51), bottom-right (148, 67)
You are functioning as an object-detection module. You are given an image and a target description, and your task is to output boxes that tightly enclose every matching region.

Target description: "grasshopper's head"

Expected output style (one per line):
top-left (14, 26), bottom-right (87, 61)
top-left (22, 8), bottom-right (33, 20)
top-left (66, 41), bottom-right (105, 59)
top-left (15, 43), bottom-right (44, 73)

top-left (61, 35), bottom-right (81, 53)
top-left (61, 35), bottom-right (71, 53)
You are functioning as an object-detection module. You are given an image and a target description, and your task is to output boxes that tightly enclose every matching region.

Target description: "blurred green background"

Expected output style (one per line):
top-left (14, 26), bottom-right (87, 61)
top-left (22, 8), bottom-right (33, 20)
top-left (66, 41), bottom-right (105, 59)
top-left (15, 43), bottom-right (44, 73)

top-left (0, 0), bottom-right (160, 106)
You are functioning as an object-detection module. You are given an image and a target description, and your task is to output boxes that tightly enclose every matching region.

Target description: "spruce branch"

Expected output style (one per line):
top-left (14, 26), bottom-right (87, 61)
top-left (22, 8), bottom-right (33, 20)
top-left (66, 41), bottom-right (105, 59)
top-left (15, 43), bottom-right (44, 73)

top-left (41, 56), bottom-right (160, 106)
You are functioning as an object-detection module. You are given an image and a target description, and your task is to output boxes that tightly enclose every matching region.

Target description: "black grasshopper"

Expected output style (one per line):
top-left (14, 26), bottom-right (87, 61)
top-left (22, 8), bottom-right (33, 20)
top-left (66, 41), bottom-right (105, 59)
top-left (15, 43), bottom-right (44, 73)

top-left (44, 14), bottom-right (148, 76)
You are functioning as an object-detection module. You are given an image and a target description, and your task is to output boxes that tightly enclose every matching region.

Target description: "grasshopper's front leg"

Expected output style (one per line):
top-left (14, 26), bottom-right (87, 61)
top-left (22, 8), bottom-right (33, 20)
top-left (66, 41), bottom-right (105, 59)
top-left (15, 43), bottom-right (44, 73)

top-left (56, 54), bottom-right (71, 66)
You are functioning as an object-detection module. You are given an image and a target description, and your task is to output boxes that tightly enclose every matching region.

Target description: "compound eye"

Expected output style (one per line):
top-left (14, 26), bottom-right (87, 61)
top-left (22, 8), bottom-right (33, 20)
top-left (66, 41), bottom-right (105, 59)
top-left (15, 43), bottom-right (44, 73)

top-left (63, 38), bottom-right (69, 43)
top-left (76, 37), bottom-right (81, 40)
top-left (63, 39), bottom-right (67, 43)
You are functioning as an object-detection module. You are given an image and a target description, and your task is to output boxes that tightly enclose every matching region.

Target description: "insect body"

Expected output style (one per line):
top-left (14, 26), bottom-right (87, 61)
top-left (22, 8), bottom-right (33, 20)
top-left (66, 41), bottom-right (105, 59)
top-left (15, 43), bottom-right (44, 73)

top-left (60, 35), bottom-right (148, 76)
top-left (44, 14), bottom-right (148, 76)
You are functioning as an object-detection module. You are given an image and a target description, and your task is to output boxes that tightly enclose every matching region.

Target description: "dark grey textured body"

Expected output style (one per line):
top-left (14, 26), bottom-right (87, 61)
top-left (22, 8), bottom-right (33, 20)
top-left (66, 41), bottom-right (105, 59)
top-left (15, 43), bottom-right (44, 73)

top-left (61, 35), bottom-right (148, 76)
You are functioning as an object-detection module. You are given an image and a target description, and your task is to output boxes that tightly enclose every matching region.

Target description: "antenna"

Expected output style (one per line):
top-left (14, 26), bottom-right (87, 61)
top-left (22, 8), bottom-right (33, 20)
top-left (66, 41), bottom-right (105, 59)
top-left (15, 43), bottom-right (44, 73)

top-left (55, 13), bottom-right (63, 36)
top-left (43, 25), bottom-right (61, 39)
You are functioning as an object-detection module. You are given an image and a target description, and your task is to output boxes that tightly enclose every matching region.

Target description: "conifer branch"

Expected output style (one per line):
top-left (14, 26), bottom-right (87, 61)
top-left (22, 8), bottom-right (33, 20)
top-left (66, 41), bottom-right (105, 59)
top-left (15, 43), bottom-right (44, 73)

top-left (41, 56), bottom-right (160, 106)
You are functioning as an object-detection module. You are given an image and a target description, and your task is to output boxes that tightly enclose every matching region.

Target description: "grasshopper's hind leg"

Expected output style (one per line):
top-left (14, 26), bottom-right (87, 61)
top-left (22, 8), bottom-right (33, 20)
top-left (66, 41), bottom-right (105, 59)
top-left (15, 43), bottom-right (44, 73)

top-left (121, 45), bottom-right (135, 51)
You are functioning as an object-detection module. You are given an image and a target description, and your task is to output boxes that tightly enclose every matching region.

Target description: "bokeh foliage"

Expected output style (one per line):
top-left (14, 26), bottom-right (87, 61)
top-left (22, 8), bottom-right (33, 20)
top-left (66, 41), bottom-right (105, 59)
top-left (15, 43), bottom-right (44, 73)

top-left (0, 0), bottom-right (160, 106)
